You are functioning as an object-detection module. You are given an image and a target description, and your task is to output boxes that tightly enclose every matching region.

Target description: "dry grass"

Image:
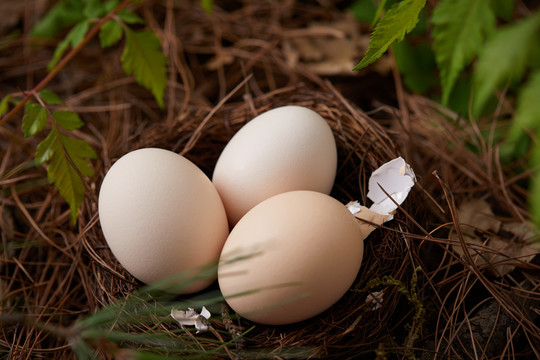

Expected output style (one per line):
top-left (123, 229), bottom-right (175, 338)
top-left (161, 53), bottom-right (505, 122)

top-left (1, 1), bottom-right (538, 359)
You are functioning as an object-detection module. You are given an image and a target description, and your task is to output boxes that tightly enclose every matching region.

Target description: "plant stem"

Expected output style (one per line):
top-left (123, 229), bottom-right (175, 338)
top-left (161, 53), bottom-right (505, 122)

top-left (0, 0), bottom-right (133, 128)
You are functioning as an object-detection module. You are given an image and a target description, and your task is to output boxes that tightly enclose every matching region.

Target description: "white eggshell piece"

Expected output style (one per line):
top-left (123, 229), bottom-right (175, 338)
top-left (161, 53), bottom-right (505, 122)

top-left (98, 148), bottom-right (229, 294)
top-left (367, 157), bottom-right (416, 217)
top-left (212, 106), bottom-right (338, 226)
top-left (218, 190), bottom-right (364, 325)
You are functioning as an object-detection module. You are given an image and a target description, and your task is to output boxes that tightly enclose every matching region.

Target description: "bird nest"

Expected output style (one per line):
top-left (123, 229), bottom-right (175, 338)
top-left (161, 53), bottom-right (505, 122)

top-left (79, 80), bottom-right (415, 358)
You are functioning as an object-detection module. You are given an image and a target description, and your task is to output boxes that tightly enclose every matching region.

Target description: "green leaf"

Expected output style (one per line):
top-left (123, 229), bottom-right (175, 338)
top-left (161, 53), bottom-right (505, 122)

top-left (83, 0), bottom-right (106, 19)
top-left (353, 0), bottom-right (426, 70)
top-left (372, 0), bottom-right (388, 26)
top-left (30, 0), bottom-right (85, 39)
top-left (39, 89), bottom-right (64, 105)
top-left (393, 40), bottom-right (437, 93)
top-left (48, 37), bottom-right (70, 71)
top-left (35, 127), bottom-right (97, 224)
top-left (431, 0), bottom-right (495, 106)
top-left (99, 20), bottom-right (123, 48)
top-left (121, 28), bottom-right (167, 108)
top-left (68, 20), bottom-right (90, 48)
top-left (104, 0), bottom-right (120, 13)
top-left (52, 110), bottom-right (84, 130)
top-left (509, 70), bottom-right (540, 140)
top-left (22, 103), bottom-right (48, 137)
top-left (490, 0), bottom-right (514, 21)
top-left (530, 145), bottom-right (540, 229)
top-left (201, 0), bottom-right (214, 14)
top-left (35, 129), bottom-right (57, 166)
top-left (117, 10), bottom-right (145, 24)
top-left (473, 11), bottom-right (540, 115)
top-left (0, 95), bottom-right (11, 117)
top-left (47, 20), bottom-right (90, 71)
top-left (349, 0), bottom-right (378, 24)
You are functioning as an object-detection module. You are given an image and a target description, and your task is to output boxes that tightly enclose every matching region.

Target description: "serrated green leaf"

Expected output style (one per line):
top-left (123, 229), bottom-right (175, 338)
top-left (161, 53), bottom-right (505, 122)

top-left (35, 126), bottom-right (97, 224)
top-left (99, 20), bottom-right (123, 48)
top-left (39, 89), bottom-right (64, 105)
top-left (353, 0), bottom-right (426, 70)
top-left (30, 0), bottom-right (85, 39)
top-left (117, 10), bottom-right (145, 24)
top-left (53, 110), bottom-right (84, 130)
top-left (431, 0), bottom-right (495, 106)
top-left (22, 103), bottom-right (48, 137)
top-left (0, 95), bottom-right (11, 117)
top-left (60, 133), bottom-right (97, 177)
top-left (47, 20), bottom-right (89, 71)
top-left (473, 11), bottom-right (540, 115)
top-left (121, 28), bottom-right (167, 108)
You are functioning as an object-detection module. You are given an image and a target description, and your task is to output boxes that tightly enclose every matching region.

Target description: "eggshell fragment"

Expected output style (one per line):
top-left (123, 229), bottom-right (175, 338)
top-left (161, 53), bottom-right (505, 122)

top-left (367, 157), bottom-right (415, 217)
top-left (212, 106), bottom-right (338, 226)
top-left (217, 190), bottom-right (364, 325)
top-left (98, 148), bottom-right (229, 294)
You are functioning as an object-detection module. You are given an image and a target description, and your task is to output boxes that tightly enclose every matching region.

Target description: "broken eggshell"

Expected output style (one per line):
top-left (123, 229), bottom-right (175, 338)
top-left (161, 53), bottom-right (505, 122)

top-left (347, 156), bottom-right (416, 233)
top-left (366, 157), bottom-right (415, 218)
top-left (171, 306), bottom-right (211, 332)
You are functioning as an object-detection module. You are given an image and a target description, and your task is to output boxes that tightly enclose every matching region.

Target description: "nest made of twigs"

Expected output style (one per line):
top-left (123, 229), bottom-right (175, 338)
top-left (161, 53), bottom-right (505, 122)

top-left (79, 80), bottom-right (414, 358)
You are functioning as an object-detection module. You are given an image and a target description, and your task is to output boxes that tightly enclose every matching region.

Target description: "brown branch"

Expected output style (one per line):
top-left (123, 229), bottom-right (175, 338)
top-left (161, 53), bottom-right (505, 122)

top-left (0, 0), bottom-right (133, 128)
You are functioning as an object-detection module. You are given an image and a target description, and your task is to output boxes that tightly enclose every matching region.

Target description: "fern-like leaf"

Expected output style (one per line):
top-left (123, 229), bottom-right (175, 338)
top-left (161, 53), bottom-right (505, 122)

top-left (473, 11), bottom-right (540, 115)
top-left (35, 126), bottom-right (97, 224)
top-left (121, 28), bottom-right (167, 108)
top-left (431, 0), bottom-right (495, 105)
top-left (353, 0), bottom-right (426, 70)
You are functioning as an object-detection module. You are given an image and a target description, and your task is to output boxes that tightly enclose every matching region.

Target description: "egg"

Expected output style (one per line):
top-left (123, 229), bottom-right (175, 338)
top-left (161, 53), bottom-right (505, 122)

top-left (217, 190), bottom-right (364, 325)
top-left (212, 106), bottom-right (337, 226)
top-left (98, 148), bottom-right (229, 294)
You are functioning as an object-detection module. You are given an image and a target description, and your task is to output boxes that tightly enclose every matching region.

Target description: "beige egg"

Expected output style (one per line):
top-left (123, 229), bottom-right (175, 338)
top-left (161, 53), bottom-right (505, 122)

top-left (217, 190), bottom-right (364, 325)
top-left (212, 106), bottom-right (337, 226)
top-left (98, 148), bottom-right (229, 294)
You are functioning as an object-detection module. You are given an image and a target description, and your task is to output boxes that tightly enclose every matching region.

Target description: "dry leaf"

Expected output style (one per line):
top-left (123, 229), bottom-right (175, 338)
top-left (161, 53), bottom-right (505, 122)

top-left (452, 199), bottom-right (539, 276)
top-left (281, 14), bottom-right (388, 76)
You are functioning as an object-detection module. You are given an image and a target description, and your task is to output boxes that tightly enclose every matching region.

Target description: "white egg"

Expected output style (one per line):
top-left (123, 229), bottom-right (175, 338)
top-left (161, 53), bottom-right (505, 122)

top-left (213, 106), bottom-right (337, 226)
top-left (98, 148), bottom-right (229, 294)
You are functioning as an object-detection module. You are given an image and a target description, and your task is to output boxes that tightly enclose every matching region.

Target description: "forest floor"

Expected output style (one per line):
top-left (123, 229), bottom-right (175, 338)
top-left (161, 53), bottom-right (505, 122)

top-left (0, 1), bottom-right (539, 359)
